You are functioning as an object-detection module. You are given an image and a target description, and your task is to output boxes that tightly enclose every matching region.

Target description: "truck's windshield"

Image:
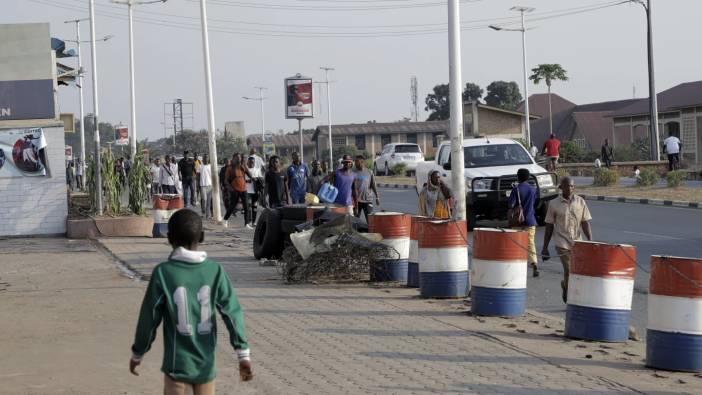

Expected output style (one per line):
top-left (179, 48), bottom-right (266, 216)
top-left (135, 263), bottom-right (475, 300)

top-left (463, 144), bottom-right (533, 168)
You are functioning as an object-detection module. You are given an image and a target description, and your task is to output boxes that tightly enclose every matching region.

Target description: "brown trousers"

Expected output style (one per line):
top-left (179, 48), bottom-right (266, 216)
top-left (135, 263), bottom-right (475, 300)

top-left (556, 247), bottom-right (571, 292)
top-left (164, 375), bottom-right (215, 395)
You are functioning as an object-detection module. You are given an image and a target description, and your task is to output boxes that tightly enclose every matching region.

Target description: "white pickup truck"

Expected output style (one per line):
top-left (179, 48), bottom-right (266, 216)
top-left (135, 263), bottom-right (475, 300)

top-left (415, 137), bottom-right (558, 229)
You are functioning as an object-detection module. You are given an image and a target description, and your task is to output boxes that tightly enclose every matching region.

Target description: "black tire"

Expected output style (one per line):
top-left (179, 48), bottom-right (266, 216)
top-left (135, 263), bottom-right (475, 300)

top-left (253, 208), bottom-right (282, 259)
top-left (279, 204), bottom-right (308, 221)
top-left (467, 206), bottom-right (477, 231)
top-left (536, 202), bottom-right (548, 226)
top-left (281, 218), bottom-right (306, 234)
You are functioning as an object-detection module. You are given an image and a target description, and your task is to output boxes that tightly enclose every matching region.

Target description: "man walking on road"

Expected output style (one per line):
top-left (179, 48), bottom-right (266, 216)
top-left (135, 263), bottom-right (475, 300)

top-left (178, 151), bottom-right (197, 207)
top-left (286, 151), bottom-right (308, 204)
top-left (542, 134), bottom-right (561, 172)
top-left (663, 131), bottom-right (682, 171)
top-left (160, 155), bottom-right (178, 195)
top-left (264, 155), bottom-right (288, 208)
top-left (246, 156), bottom-right (263, 225)
top-left (353, 154), bottom-right (380, 221)
top-left (601, 139), bottom-right (613, 168)
top-left (198, 155), bottom-right (213, 219)
top-left (541, 176), bottom-right (592, 303)
top-left (249, 147), bottom-right (265, 172)
top-left (509, 168), bottom-right (539, 277)
top-left (149, 157), bottom-right (161, 198)
top-left (327, 154), bottom-right (356, 215)
top-left (224, 153), bottom-right (253, 228)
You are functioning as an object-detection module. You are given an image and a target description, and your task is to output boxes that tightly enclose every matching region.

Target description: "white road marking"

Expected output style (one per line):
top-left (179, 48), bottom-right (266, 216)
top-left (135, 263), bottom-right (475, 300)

top-left (622, 231), bottom-right (684, 240)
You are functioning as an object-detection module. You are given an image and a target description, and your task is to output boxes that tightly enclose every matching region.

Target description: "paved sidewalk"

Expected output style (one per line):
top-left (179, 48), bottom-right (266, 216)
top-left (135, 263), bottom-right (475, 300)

top-left (96, 220), bottom-right (702, 395)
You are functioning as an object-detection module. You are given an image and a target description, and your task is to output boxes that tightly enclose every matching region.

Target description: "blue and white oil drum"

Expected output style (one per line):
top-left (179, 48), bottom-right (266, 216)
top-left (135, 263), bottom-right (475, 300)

top-left (471, 228), bottom-right (528, 316)
top-left (152, 209), bottom-right (177, 238)
top-left (647, 255), bottom-right (702, 372)
top-left (368, 212), bottom-right (411, 282)
top-left (565, 241), bottom-right (636, 342)
top-left (418, 220), bottom-right (469, 298)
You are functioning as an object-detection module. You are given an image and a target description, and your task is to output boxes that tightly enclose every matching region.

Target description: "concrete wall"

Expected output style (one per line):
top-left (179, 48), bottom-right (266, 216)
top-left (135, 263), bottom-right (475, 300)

top-left (0, 122), bottom-right (68, 236)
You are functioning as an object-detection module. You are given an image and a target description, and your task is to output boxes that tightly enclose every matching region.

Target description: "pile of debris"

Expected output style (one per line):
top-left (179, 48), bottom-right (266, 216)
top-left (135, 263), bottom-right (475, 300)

top-left (279, 215), bottom-right (396, 283)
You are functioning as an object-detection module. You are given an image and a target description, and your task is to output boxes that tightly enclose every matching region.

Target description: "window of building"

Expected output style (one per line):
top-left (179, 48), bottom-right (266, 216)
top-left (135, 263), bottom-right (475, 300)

top-left (381, 134), bottom-right (392, 146)
top-left (355, 135), bottom-right (365, 150)
top-left (332, 137), bottom-right (346, 146)
top-left (406, 133), bottom-right (417, 144)
top-left (433, 133), bottom-right (444, 147)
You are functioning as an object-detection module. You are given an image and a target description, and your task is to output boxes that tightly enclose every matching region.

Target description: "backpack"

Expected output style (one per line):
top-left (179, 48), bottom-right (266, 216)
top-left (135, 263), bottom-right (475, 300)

top-left (507, 185), bottom-right (525, 228)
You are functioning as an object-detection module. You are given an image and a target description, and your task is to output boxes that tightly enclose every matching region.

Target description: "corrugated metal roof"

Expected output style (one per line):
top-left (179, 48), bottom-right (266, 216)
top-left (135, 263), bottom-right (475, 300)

top-left (314, 121), bottom-right (448, 139)
top-left (246, 134), bottom-right (315, 148)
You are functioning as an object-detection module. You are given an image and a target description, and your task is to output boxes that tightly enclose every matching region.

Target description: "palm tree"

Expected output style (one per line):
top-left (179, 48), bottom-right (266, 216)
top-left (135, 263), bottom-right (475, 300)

top-left (529, 64), bottom-right (569, 135)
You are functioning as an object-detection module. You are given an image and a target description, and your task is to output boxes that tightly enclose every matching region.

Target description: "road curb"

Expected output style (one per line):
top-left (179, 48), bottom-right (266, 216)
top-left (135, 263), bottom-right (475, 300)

top-left (378, 184), bottom-right (701, 209)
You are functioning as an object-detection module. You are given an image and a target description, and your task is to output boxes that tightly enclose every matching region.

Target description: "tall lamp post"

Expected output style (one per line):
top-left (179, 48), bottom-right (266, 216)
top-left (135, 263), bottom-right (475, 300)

top-left (88, 0), bottom-right (104, 215)
top-left (489, 5), bottom-right (535, 146)
top-left (447, 0), bottom-right (466, 220)
top-left (631, 0), bottom-right (660, 160)
top-left (63, 18), bottom-right (113, 190)
top-left (198, 0), bottom-right (223, 223)
top-left (243, 86), bottom-right (268, 159)
top-left (112, 0), bottom-right (168, 159)
top-left (320, 67), bottom-right (334, 168)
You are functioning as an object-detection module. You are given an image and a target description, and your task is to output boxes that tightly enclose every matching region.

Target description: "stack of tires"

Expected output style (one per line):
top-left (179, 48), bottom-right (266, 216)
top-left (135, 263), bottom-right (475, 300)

top-left (253, 205), bottom-right (308, 259)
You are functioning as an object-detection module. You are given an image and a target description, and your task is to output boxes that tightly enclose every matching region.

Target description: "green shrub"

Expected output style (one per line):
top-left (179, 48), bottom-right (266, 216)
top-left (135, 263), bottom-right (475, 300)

top-left (593, 168), bottom-right (619, 186)
top-left (391, 163), bottom-right (408, 176)
top-left (666, 170), bottom-right (687, 188)
top-left (636, 168), bottom-right (659, 186)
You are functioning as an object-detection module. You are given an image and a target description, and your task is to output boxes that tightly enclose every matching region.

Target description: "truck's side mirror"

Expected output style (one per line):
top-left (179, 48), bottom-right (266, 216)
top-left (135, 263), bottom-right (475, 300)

top-left (442, 162), bottom-right (451, 170)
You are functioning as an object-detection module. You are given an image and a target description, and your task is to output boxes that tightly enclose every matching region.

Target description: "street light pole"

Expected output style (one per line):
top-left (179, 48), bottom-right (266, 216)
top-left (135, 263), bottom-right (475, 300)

top-left (198, 0), bottom-right (222, 223)
top-left (243, 87), bottom-right (268, 159)
top-left (320, 67), bottom-right (334, 168)
top-left (646, 0), bottom-right (660, 161)
top-left (447, 0), bottom-right (466, 221)
top-left (489, 6), bottom-right (535, 146)
top-left (65, 18), bottom-right (89, 190)
top-left (88, 0), bottom-right (103, 215)
top-left (113, 0), bottom-right (167, 159)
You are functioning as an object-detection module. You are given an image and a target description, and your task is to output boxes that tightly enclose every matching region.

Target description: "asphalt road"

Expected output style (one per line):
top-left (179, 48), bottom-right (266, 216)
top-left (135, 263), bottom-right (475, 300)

top-left (375, 187), bottom-right (702, 334)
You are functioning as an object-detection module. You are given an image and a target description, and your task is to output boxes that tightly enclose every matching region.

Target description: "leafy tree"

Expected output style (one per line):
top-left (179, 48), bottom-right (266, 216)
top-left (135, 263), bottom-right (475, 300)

top-left (484, 81), bottom-right (523, 110)
top-left (529, 64), bottom-right (569, 135)
top-left (424, 82), bottom-right (484, 121)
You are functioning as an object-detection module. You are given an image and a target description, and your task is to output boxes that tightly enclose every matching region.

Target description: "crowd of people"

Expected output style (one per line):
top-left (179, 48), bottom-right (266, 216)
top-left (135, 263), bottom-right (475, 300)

top-left (144, 148), bottom-right (384, 229)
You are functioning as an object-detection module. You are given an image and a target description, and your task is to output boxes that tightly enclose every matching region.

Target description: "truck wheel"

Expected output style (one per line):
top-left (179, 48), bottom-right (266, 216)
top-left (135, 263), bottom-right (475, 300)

top-left (253, 208), bottom-right (282, 259)
top-left (467, 207), bottom-right (477, 231)
top-left (536, 203), bottom-right (548, 226)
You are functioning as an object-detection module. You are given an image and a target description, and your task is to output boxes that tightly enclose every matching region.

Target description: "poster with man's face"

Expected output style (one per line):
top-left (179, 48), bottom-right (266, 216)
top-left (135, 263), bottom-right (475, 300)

top-left (285, 78), bottom-right (314, 119)
top-left (115, 127), bottom-right (129, 146)
top-left (0, 128), bottom-right (48, 178)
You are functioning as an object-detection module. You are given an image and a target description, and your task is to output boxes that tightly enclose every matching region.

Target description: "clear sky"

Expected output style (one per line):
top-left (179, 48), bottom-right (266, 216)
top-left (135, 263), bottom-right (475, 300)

top-left (3, 0), bottom-right (701, 141)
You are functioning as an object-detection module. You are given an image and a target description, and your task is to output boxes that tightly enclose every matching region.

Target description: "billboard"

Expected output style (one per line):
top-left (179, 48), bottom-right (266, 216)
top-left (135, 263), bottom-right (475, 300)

top-left (115, 126), bottom-right (129, 146)
top-left (65, 145), bottom-right (73, 161)
top-left (0, 128), bottom-right (48, 178)
top-left (285, 76), bottom-right (314, 119)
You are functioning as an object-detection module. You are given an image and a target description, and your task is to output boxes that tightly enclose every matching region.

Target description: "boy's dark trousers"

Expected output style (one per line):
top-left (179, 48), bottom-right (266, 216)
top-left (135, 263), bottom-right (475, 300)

top-left (225, 189), bottom-right (250, 224)
top-left (248, 193), bottom-right (258, 224)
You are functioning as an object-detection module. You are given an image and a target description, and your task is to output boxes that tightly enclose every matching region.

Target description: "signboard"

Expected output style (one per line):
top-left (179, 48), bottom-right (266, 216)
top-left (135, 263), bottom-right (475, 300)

top-left (285, 75), bottom-right (314, 119)
top-left (0, 128), bottom-right (48, 178)
top-left (263, 142), bottom-right (276, 157)
top-left (65, 145), bottom-right (73, 161)
top-left (0, 80), bottom-right (55, 121)
top-left (60, 113), bottom-right (75, 133)
top-left (115, 126), bottom-right (129, 146)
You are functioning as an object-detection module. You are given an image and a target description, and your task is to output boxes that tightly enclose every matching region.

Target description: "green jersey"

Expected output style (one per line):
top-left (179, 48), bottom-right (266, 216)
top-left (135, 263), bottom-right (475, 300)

top-left (131, 248), bottom-right (249, 384)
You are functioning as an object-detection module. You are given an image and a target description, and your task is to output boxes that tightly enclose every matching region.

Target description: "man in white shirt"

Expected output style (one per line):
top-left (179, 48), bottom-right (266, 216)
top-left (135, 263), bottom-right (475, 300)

top-left (662, 131), bottom-right (682, 171)
top-left (159, 155), bottom-right (178, 194)
top-left (249, 147), bottom-right (265, 172)
top-left (149, 158), bottom-right (162, 197)
top-left (198, 155), bottom-right (214, 218)
top-left (245, 156), bottom-right (263, 226)
top-left (529, 143), bottom-right (539, 158)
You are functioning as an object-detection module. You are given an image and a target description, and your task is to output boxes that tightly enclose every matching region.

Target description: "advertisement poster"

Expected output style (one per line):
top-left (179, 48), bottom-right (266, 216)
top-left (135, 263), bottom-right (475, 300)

top-left (115, 126), bottom-right (129, 146)
top-left (65, 145), bottom-right (73, 161)
top-left (0, 128), bottom-right (48, 178)
top-left (285, 77), bottom-right (314, 119)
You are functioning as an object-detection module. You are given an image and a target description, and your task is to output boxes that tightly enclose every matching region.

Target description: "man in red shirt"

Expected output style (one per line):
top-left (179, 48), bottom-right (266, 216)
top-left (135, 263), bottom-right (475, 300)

top-left (542, 134), bottom-right (561, 171)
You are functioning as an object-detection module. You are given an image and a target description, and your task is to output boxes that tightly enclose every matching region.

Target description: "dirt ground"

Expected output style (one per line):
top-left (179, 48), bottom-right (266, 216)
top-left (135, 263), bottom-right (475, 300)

top-left (579, 185), bottom-right (702, 202)
top-left (0, 239), bottom-right (255, 395)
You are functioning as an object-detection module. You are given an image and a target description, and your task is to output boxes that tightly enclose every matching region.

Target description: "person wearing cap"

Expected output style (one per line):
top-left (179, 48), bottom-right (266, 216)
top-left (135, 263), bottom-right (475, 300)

top-left (352, 154), bottom-right (380, 221)
top-left (286, 151), bottom-right (309, 204)
top-left (326, 154), bottom-right (356, 215)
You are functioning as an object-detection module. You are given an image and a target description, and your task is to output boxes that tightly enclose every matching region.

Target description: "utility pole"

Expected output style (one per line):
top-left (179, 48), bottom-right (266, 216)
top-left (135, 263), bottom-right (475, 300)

top-left (243, 87), bottom-right (268, 159)
top-left (112, 0), bottom-right (168, 159)
top-left (646, 0), bottom-right (660, 161)
top-left (64, 18), bottom-right (89, 190)
top-left (489, 6), bottom-right (535, 146)
top-left (320, 67), bottom-right (334, 168)
top-left (410, 76), bottom-right (418, 122)
top-left (198, 0), bottom-right (222, 223)
top-left (447, 0), bottom-right (466, 221)
top-left (88, 0), bottom-right (103, 215)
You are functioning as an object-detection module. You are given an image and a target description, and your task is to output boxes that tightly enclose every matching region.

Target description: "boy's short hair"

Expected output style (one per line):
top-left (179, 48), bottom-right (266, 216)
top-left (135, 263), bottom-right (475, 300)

top-left (355, 154), bottom-right (365, 160)
top-left (517, 168), bottom-right (530, 183)
top-left (168, 209), bottom-right (203, 247)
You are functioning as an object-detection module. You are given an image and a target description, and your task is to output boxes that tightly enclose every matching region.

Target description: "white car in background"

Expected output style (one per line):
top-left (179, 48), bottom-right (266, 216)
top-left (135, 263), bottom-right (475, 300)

top-left (373, 143), bottom-right (425, 176)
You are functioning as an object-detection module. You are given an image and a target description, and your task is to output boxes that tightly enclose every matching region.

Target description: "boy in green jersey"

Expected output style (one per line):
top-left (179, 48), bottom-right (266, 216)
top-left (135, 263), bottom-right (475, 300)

top-left (129, 209), bottom-right (253, 394)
